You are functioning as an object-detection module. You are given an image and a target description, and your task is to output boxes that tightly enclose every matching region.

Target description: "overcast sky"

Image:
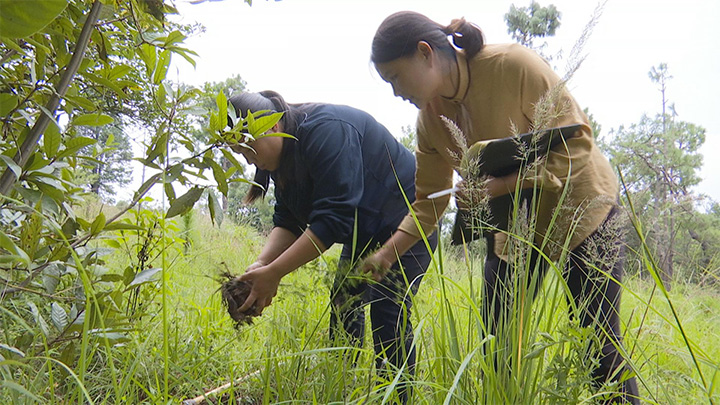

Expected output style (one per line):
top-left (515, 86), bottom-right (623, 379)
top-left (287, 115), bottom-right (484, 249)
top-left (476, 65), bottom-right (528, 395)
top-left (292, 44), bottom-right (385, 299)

top-left (168, 0), bottom-right (720, 203)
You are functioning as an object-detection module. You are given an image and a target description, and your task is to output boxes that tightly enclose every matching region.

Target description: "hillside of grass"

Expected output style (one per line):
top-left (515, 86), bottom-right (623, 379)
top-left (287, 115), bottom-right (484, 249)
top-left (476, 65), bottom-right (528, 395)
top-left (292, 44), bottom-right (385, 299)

top-left (2, 212), bottom-right (719, 404)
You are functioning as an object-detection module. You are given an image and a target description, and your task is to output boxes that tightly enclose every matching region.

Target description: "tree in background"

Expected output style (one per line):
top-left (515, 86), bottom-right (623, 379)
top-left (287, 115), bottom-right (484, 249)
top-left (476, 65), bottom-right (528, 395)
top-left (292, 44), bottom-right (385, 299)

top-left (607, 64), bottom-right (706, 289)
top-left (398, 125), bottom-right (417, 151)
top-left (504, 1), bottom-right (561, 59)
top-left (76, 121), bottom-right (133, 202)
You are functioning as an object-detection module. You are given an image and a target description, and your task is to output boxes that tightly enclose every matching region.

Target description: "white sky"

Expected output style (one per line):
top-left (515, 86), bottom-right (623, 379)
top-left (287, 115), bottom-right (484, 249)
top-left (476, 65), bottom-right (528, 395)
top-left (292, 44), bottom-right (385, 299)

top-left (167, 0), bottom-right (720, 203)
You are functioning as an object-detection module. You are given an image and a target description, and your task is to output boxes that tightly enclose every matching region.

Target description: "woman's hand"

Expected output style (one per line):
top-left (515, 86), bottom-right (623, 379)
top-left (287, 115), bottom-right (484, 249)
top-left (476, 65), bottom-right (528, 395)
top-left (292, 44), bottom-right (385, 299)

top-left (361, 251), bottom-right (394, 282)
top-left (485, 173), bottom-right (523, 198)
top-left (456, 172), bottom-right (521, 204)
top-left (237, 264), bottom-right (283, 314)
top-left (245, 260), bottom-right (266, 272)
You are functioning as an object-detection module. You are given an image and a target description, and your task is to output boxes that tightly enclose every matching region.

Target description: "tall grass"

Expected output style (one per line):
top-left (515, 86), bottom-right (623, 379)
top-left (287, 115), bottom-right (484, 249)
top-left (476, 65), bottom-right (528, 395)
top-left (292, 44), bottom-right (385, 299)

top-left (2, 205), bottom-right (719, 403)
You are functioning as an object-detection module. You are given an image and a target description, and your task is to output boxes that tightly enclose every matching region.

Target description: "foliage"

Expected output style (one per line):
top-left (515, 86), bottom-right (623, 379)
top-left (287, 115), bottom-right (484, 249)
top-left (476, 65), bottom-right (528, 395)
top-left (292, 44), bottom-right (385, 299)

top-left (0, 0), bottom-right (255, 402)
top-left (0, 1), bottom-right (717, 404)
top-left (227, 181), bottom-right (275, 233)
top-left (504, 1), bottom-right (561, 56)
top-left (606, 64), bottom-right (707, 287)
top-left (74, 120), bottom-right (133, 202)
top-left (398, 124), bottom-right (417, 151)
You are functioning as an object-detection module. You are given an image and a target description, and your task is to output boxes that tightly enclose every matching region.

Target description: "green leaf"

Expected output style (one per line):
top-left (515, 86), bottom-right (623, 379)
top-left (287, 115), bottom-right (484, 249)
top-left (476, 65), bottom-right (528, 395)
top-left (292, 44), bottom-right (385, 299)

top-left (139, 43), bottom-right (157, 75)
top-left (104, 222), bottom-right (144, 232)
top-left (58, 341), bottom-right (76, 367)
top-left (0, 92), bottom-right (19, 117)
top-left (108, 64), bottom-right (132, 80)
top-left (19, 209), bottom-right (42, 258)
top-left (42, 263), bottom-right (61, 294)
top-left (221, 149), bottom-right (245, 174)
top-left (153, 49), bottom-right (171, 84)
top-left (256, 131), bottom-right (296, 141)
top-left (0, 230), bottom-right (19, 253)
top-left (0, 155), bottom-right (21, 180)
top-left (71, 113), bottom-right (114, 127)
top-left (50, 303), bottom-right (69, 331)
top-left (216, 92), bottom-right (228, 129)
top-left (27, 302), bottom-right (50, 337)
top-left (43, 122), bottom-right (61, 158)
top-left (208, 191), bottom-right (223, 227)
top-left (100, 274), bottom-right (123, 283)
top-left (90, 211), bottom-right (106, 236)
top-left (172, 47), bottom-right (197, 68)
top-left (25, 153), bottom-right (50, 172)
top-left (145, 130), bottom-right (168, 163)
top-left (57, 136), bottom-right (97, 159)
top-left (208, 159), bottom-right (228, 196)
top-left (209, 113), bottom-right (220, 132)
top-left (247, 111), bottom-right (284, 136)
top-left (134, 173), bottom-right (161, 200)
top-left (166, 187), bottom-right (204, 218)
top-left (163, 30), bottom-right (187, 47)
top-left (164, 182), bottom-right (176, 200)
top-left (0, 343), bottom-right (25, 358)
top-left (125, 267), bottom-right (162, 289)
top-left (0, 0), bottom-right (68, 38)
top-left (79, 71), bottom-right (127, 99)
top-left (64, 94), bottom-right (96, 111)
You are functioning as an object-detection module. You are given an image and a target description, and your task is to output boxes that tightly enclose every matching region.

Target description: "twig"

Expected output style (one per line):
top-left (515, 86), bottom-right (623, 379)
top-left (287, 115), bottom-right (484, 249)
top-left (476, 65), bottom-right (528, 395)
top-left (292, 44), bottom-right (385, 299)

top-left (182, 369), bottom-right (261, 405)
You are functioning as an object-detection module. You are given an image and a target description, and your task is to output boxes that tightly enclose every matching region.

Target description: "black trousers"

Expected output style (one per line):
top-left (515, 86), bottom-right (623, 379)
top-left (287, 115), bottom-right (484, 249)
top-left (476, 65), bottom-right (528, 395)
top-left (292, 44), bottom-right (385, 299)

top-left (330, 231), bottom-right (438, 378)
top-left (483, 206), bottom-right (640, 404)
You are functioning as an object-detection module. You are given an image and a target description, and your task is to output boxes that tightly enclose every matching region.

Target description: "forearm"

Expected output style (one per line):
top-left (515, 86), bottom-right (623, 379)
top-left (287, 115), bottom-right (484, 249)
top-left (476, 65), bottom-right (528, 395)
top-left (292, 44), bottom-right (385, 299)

top-left (256, 227), bottom-right (298, 265)
top-left (374, 229), bottom-right (420, 267)
top-left (265, 229), bottom-right (327, 278)
top-left (486, 171), bottom-right (534, 198)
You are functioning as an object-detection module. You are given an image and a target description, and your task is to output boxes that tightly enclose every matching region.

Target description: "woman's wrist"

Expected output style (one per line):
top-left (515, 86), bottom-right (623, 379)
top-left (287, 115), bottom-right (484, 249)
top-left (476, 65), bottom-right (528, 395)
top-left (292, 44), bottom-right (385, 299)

top-left (377, 245), bottom-right (398, 267)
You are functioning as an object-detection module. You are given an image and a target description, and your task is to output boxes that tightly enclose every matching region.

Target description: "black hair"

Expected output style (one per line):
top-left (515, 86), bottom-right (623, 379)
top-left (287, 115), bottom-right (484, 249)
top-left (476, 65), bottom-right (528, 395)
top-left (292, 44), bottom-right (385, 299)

top-left (228, 90), bottom-right (300, 204)
top-left (371, 11), bottom-right (485, 63)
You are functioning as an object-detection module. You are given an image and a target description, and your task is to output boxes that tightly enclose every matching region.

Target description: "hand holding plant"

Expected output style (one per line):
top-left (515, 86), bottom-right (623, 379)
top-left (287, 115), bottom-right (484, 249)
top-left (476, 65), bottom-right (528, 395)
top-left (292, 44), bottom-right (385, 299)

top-left (360, 250), bottom-right (393, 282)
top-left (238, 264), bottom-right (282, 313)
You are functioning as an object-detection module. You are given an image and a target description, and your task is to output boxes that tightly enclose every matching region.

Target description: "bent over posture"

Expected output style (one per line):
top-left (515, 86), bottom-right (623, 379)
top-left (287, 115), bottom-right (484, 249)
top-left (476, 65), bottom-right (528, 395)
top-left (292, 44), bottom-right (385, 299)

top-left (230, 91), bottom-right (437, 400)
top-left (364, 11), bottom-right (640, 404)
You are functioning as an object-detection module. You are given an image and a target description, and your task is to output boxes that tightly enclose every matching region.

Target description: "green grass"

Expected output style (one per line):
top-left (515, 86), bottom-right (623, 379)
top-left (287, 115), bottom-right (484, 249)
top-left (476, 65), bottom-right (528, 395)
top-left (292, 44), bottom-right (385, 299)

top-left (2, 212), bottom-right (719, 404)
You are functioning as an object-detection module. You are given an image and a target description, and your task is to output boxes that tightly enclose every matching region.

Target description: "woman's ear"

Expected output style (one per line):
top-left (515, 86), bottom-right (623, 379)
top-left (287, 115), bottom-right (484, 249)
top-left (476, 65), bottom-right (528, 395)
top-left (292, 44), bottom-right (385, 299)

top-left (417, 41), bottom-right (433, 60)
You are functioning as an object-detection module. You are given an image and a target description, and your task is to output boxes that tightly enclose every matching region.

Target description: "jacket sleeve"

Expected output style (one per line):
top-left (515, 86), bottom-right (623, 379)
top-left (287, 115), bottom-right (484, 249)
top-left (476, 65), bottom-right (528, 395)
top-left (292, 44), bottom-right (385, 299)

top-left (396, 113), bottom-right (454, 238)
top-left (272, 191), bottom-right (305, 237)
top-left (507, 46), bottom-right (594, 192)
top-left (302, 121), bottom-right (364, 248)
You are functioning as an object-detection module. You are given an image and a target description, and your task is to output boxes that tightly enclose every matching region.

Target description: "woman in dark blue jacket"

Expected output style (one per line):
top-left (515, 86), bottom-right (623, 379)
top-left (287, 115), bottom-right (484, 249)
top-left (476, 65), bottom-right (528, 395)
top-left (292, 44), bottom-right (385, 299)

top-left (229, 90), bottom-right (437, 386)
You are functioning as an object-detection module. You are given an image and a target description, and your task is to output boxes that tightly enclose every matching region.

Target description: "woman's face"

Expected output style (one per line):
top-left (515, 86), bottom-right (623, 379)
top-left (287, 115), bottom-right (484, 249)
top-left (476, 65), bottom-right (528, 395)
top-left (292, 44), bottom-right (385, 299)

top-left (237, 127), bottom-right (284, 172)
top-left (375, 43), bottom-right (444, 109)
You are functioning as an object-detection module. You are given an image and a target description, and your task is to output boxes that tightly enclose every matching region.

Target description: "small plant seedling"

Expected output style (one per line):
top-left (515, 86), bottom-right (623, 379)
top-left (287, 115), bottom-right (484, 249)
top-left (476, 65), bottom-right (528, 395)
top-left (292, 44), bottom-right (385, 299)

top-left (219, 271), bottom-right (259, 328)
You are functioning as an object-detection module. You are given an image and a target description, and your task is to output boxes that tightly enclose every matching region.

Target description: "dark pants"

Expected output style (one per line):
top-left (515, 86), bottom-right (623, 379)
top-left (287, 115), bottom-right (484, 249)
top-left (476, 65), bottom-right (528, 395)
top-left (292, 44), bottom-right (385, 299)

top-left (483, 206), bottom-right (640, 404)
top-left (330, 232), bottom-right (438, 383)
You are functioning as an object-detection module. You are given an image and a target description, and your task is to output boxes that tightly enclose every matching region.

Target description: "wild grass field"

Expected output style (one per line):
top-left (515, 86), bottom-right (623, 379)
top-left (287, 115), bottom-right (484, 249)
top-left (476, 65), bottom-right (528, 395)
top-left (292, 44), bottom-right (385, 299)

top-left (2, 209), bottom-right (719, 404)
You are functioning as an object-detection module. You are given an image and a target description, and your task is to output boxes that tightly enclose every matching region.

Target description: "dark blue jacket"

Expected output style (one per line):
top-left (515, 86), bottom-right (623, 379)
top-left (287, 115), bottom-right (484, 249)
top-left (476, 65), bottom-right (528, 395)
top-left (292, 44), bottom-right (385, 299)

top-left (271, 104), bottom-right (415, 253)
